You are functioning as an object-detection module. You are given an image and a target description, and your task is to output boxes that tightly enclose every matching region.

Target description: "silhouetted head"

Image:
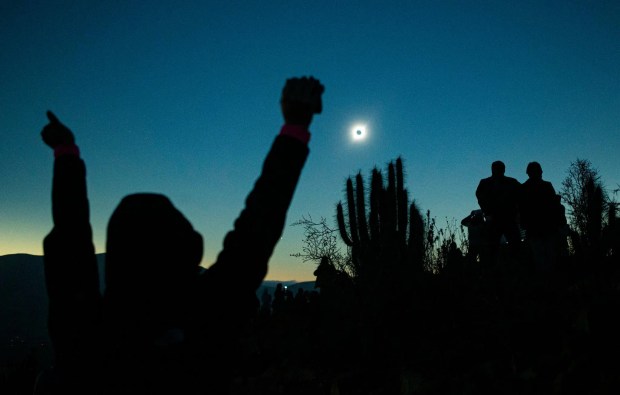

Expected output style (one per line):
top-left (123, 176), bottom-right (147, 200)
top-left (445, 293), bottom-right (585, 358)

top-left (526, 162), bottom-right (543, 179)
top-left (491, 161), bottom-right (505, 177)
top-left (314, 256), bottom-right (337, 289)
top-left (104, 194), bottom-right (203, 325)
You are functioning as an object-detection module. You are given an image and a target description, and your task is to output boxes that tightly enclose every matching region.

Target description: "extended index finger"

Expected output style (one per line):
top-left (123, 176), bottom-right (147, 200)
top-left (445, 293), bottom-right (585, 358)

top-left (46, 111), bottom-right (60, 124)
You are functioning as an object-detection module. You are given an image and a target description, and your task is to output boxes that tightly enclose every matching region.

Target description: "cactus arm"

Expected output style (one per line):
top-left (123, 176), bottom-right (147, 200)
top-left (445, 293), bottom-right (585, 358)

top-left (337, 202), bottom-right (354, 246)
top-left (356, 172), bottom-right (370, 245)
top-left (346, 177), bottom-right (361, 245)
top-left (369, 168), bottom-right (382, 241)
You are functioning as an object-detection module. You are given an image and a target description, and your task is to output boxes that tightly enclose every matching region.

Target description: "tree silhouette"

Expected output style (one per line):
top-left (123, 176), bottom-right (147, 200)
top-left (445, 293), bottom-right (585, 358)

top-left (290, 215), bottom-right (351, 275)
top-left (560, 159), bottom-right (609, 257)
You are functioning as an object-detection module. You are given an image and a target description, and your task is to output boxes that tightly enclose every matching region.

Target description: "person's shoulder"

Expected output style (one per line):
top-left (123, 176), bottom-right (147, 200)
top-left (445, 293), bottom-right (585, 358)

top-left (496, 175), bottom-right (520, 187)
top-left (476, 177), bottom-right (491, 193)
top-left (543, 180), bottom-right (556, 193)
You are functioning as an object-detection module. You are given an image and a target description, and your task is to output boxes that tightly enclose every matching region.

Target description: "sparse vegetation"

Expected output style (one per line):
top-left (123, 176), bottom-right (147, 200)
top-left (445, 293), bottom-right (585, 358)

top-left (5, 158), bottom-right (620, 394)
top-left (290, 215), bottom-right (351, 275)
top-left (276, 157), bottom-right (620, 394)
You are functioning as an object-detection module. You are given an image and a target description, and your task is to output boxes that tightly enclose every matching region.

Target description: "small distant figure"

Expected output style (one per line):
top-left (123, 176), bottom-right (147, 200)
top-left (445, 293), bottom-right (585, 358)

top-left (294, 288), bottom-right (308, 312)
top-left (461, 209), bottom-right (491, 264)
top-left (260, 288), bottom-right (273, 317)
top-left (271, 283), bottom-right (286, 316)
top-left (555, 194), bottom-right (570, 259)
top-left (475, 161), bottom-right (522, 261)
top-left (520, 162), bottom-right (561, 271)
top-left (313, 256), bottom-right (337, 291)
top-left (313, 256), bottom-right (355, 310)
top-left (284, 286), bottom-right (295, 310)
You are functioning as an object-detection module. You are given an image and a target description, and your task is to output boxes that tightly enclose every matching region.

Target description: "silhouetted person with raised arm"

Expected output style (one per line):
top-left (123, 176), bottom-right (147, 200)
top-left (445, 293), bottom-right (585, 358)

top-left (520, 162), bottom-right (560, 272)
top-left (40, 76), bottom-right (324, 394)
top-left (475, 160), bottom-right (521, 263)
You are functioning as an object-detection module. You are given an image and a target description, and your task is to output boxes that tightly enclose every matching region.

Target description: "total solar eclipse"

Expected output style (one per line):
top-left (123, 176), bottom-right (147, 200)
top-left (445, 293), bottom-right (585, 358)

top-left (351, 124), bottom-right (367, 141)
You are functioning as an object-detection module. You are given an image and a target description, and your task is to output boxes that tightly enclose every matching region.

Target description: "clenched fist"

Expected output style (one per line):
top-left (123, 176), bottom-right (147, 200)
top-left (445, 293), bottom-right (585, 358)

top-left (280, 76), bottom-right (324, 128)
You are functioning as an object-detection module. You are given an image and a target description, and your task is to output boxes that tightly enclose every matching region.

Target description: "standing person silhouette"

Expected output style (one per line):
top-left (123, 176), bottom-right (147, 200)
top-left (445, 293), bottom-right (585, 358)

top-left (475, 160), bottom-right (522, 263)
top-left (520, 162), bottom-right (560, 272)
top-left (40, 76), bottom-right (324, 394)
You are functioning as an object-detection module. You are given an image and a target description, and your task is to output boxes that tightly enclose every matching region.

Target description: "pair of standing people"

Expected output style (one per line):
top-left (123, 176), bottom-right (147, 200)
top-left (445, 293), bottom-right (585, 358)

top-left (475, 160), bottom-right (564, 270)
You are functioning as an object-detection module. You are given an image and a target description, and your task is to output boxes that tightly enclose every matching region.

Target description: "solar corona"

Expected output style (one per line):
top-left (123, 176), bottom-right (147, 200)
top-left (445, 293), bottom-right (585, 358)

top-left (351, 124), bottom-right (367, 141)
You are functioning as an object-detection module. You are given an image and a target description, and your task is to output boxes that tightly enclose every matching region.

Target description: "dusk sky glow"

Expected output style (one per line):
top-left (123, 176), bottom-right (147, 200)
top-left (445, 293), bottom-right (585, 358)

top-left (1, 1), bottom-right (619, 281)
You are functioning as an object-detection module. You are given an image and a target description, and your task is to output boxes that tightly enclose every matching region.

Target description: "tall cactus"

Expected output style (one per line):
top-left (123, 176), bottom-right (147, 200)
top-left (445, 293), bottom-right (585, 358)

top-left (336, 157), bottom-right (424, 284)
top-left (336, 158), bottom-right (427, 366)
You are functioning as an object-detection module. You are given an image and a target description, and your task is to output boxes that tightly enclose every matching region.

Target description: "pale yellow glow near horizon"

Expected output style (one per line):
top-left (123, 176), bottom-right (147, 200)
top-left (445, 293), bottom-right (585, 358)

top-left (2, 238), bottom-right (315, 283)
top-left (0, 238), bottom-right (44, 256)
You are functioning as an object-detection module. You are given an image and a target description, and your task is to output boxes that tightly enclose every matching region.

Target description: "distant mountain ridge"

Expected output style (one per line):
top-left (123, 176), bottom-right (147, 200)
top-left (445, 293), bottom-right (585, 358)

top-left (0, 253), bottom-right (314, 360)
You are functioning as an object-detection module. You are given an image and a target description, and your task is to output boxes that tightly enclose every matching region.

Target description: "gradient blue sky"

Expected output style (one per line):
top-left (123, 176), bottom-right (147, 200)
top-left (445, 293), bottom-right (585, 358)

top-left (1, 1), bottom-right (619, 281)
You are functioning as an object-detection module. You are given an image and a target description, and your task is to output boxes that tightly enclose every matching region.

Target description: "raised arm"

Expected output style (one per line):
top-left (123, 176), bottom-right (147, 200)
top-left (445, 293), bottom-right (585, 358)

top-left (202, 77), bottom-right (324, 293)
top-left (41, 112), bottom-right (102, 381)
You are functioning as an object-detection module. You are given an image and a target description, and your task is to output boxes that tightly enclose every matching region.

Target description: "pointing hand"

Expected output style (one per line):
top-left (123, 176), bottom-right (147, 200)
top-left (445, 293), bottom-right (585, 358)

top-left (41, 111), bottom-right (75, 149)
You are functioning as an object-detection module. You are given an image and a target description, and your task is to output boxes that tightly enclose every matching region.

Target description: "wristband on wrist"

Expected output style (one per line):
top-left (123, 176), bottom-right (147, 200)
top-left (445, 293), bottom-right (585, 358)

top-left (279, 124), bottom-right (311, 144)
top-left (54, 144), bottom-right (80, 158)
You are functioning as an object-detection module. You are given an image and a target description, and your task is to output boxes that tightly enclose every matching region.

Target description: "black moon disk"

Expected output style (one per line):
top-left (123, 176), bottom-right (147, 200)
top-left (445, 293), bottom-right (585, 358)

top-left (351, 124), bottom-right (367, 141)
